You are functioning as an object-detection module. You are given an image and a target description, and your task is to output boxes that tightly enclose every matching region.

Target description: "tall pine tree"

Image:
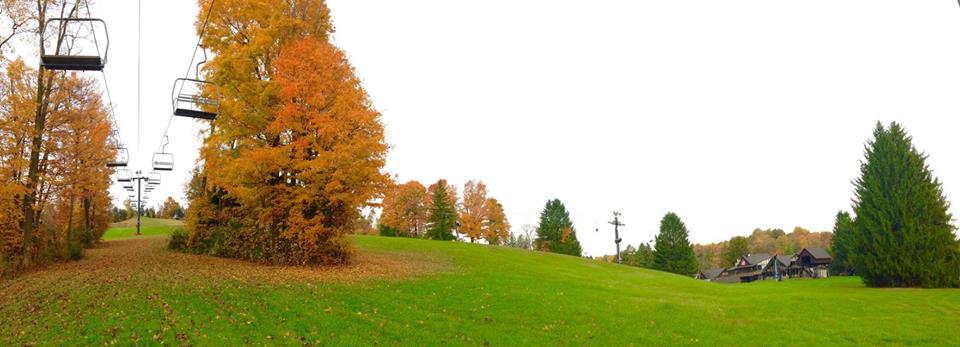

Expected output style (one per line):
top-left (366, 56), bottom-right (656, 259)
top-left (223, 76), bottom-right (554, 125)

top-left (829, 211), bottom-right (854, 275)
top-left (426, 180), bottom-right (458, 241)
top-left (535, 199), bottom-right (582, 256)
top-left (850, 122), bottom-right (959, 288)
top-left (652, 212), bottom-right (699, 276)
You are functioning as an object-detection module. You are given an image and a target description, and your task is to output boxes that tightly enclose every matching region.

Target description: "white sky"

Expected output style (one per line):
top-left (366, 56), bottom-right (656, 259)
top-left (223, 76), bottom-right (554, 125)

top-left (8, 0), bottom-right (960, 257)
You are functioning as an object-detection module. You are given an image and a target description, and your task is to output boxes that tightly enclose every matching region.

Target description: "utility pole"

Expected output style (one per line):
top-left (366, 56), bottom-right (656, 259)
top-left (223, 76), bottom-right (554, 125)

top-left (608, 212), bottom-right (625, 264)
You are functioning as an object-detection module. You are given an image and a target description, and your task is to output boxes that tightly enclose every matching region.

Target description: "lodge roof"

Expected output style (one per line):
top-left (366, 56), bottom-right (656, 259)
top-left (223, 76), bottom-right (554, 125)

top-left (776, 254), bottom-right (794, 265)
top-left (699, 268), bottom-right (724, 280)
top-left (742, 253), bottom-right (772, 265)
top-left (802, 247), bottom-right (832, 260)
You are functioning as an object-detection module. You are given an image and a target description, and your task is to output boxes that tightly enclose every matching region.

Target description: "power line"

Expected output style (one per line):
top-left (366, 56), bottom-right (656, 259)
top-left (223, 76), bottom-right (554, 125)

top-left (137, 0), bottom-right (141, 154)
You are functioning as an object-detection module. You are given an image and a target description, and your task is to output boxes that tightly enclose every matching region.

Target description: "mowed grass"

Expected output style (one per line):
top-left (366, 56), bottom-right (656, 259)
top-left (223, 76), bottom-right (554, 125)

top-left (102, 217), bottom-right (185, 240)
top-left (2, 223), bottom-right (959, 346)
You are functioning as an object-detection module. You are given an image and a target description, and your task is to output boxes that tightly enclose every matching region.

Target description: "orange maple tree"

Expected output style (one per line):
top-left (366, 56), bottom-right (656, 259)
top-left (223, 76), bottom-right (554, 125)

top-left (482, 198), bottom-right (511, 245)
top-left (185, 0), bottom-right (388, 265)
top-left (379, 180), bottom-right (429, 237)
top-left (459, 180), bottom-right (488, 243)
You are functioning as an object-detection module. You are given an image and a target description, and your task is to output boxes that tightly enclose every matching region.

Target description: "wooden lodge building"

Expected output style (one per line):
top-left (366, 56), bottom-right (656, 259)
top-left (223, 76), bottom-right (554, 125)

top-left (699, 247), bottom-right (833, 283)
top-left (787, 247), bottom-right (832, 279)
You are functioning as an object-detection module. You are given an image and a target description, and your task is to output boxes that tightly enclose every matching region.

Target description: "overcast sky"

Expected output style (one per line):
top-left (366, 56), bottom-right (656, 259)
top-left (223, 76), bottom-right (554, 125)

top-left (13, 0), bottom-right (959, 257)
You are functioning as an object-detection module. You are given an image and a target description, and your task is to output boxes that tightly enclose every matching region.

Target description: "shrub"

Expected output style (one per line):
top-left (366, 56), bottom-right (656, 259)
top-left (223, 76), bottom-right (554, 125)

top-left (67, 241), bottom-right (84, 261)
top-left (379, 225), bottom-right (399, 237)
top-left (168, 228), bottom-right (188, 251)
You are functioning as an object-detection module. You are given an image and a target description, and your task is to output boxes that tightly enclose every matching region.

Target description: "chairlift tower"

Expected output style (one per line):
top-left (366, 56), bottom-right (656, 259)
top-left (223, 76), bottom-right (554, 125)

top-left (608, 212), bottom-right (625, 264)
top-left (134, 171), bottom-right (146, 235)
top-left (122, 170), bottom-right (157, 236)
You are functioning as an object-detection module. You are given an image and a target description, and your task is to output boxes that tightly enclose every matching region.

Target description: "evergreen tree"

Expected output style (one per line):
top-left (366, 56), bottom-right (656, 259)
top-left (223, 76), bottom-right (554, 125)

top-left (636, 243), bottom-right (655, 268)
top-left (426, 180), bottom-right (458, 241)
top-left (829, 211), bottom-right (855, 275)
top-left (652, 212), bottom-right (699, 276)
top-left (850, 122), bottom-right (959, 288)
top-left (721, 236), bottom-right (749, 268)
top-left (619, 244), bottom-right (638, 265)
top-left (535, 199), bottom-right (582, 256)
top-left (621, 243), bottom-right (655, 268)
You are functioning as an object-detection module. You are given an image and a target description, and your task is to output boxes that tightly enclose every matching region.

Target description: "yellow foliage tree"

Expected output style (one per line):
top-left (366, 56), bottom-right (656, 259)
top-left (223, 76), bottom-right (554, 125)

top-left (482, 198), bottom-right (510, 245)
top-left (379, 180), bottom-right (428, 237)
top-left (159, 197), bottom-right (183, 219)
top-left (1, 53), bottom-right (115, 272)
top-left (185, 0), bottom-right (387, 265)
top-left (459, 180), bottom-right (488, 243)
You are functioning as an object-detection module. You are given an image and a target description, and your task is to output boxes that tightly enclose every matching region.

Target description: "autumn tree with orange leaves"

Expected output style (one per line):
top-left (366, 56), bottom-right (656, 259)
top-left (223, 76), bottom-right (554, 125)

top-left (483, 198), bottom-right (511, 245)
top-left (459, 180), bottom-right (488, 243)
top-left (159, 197), bottom-right (184, 220)
top-left (459, 180), bottom-right (511, 245)
top-left (1, 54), bottom-right (115, 274)
top-left (379, 181), bottom-right (428, 237)
top-left (184, 0), bottom-right (387, 265)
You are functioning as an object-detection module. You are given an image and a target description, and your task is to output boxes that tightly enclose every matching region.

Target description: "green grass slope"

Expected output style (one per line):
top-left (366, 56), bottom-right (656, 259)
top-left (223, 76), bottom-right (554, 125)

top-left (1, 224), bottom-right (958, 346)
top-left (103, 217), bottom-right (185, 240)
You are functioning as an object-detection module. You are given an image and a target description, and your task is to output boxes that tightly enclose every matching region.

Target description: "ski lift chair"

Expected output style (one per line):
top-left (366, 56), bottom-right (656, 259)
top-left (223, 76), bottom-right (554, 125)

top-left (147, 172), bottom-right (161, 185)
top-left (152, 152), bottom-right (174, 171)
top-left (116, 168), bottom-right (132, 182)
top-left (41, 18), bottom-right (109, 71)
top-left (172, 78), bottom-right (220, 120)
top-left (107, 145), bottom-right (129, 167)
top-left (152, 136), bottom-right (174, 171)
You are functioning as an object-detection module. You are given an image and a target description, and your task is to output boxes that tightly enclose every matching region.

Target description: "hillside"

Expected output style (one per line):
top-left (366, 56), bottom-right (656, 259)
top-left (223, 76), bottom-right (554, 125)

top-left (1, 225), bottom-right (958, 345)
top-left (104, 218), bottom-right (185, 239)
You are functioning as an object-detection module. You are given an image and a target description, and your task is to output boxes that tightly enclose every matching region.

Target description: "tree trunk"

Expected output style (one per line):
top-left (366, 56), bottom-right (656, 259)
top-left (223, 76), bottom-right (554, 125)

top-left (65, 196), bottom-right (75, 246)
top-left (82, 196), bottom-right (90, 244)
top-left (22, 0), bottom-right (81, 266)
top-left (21, 66), bottom-right (48, 267)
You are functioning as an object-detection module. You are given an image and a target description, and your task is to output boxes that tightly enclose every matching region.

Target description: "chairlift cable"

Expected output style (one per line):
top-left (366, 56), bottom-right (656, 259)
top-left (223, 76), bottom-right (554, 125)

top-left (137, 0), bottom-right (142, 154)
top-left (155, 0), bottom-right (219, 153)
top-left (184, 0), bottom-right (217, 80)
top-left (74, 0), bottom-right (119, 146)
top-left (98, 71), bottom-right (122, 142)
top-left (82, 0), bottom-right (102, 62)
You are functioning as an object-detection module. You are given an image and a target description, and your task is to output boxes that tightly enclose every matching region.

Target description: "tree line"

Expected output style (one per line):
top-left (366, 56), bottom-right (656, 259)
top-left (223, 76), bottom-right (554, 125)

top-left (379, 179), bottom-right (511, 244)
top-left (111, 197), bottom-right (185, 222)
top-left (0, 0), bottom-right (117, 277)
top-left (603, 212), bottom-right (698, 276)
top-left (379, 182), bottom-right (584, 256)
